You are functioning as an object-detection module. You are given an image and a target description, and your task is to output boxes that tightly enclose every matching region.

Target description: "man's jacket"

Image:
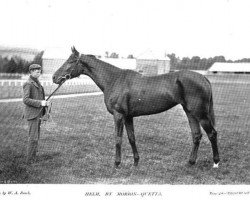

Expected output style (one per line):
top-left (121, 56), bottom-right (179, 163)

top-left (23, 76), bottom-right (45, 120)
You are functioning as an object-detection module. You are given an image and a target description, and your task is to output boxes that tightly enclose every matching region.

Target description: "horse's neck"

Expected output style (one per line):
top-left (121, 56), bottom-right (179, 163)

top-left (82, 56), bottom-right (121, 92)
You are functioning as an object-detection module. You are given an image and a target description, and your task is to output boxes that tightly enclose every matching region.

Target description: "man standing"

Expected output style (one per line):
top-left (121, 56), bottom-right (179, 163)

top-left (23, 64), bottom-right (50, 164)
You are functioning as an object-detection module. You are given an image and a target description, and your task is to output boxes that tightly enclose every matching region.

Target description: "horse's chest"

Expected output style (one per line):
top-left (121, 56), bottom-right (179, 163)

top-left (104, 93), bottom-right (126, 114)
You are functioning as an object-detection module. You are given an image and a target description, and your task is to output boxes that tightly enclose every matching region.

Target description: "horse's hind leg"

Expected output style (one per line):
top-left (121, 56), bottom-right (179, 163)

top-left (184, 109), bottom-right (202, 165)
top-left (113, 111), bottom-right (124, 168)
top-left (124, 117), bottom-right (139, 166)
top-left (200, 117), bottom-right (220, 167)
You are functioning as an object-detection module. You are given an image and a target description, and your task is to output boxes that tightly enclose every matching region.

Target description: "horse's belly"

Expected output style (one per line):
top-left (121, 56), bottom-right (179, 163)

top-left (129, 96), bottom-right (177, 117)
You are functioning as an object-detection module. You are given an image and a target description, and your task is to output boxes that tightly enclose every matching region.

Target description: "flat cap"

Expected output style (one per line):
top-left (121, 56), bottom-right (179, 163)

top-left (29, 64), bottom-right (42, 71)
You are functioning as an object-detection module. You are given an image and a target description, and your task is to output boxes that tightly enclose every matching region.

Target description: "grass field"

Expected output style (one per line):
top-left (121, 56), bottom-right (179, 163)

top-left (0, 75), bottom-right (249, 184)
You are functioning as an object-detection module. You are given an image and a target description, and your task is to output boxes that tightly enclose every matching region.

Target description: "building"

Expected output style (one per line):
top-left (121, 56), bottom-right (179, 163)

top-left (136, 59), bottom-right (170, 75)
top-left (136, 50), bottom-right (170, 76)
top-left (209, 62), bottom-right (250, 74)
top-left (100, 58), bottom-right (136, 71)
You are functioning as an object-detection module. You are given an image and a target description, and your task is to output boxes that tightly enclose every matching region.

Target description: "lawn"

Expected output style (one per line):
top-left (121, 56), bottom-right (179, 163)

top-left (0, 75), bottom-right (249, 184)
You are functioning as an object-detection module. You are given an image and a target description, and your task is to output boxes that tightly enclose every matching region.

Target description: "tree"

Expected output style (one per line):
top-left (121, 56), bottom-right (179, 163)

top-left (236, 58), bottom-right (250, 63)
top-left (105, 51), bottom-right (109, 58)
top-left (127, 54), bottom-right (135, 59)
top-left (182, 57), bottom-right (190, 65)
top-left (213, 56), bottom-right (226, 63)
top-left (32, 51), bottom-right (44, 65)
top-left (191, 56), bottom-right (201, 64)
top-left (200, 58), bottom-right (209, 69)
top-left (6, 58), bottom-right (18, 73)
top-left (167, 53), bottom-right (178, 70)
top-left (110, 52), bottom-right (119, 58)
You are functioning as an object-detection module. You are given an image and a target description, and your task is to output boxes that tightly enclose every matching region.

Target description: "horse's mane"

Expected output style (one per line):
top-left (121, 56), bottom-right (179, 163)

top-left (86, 54), bottom-right (97, 59)
top-left (83, 54), bottom-right (122, 73)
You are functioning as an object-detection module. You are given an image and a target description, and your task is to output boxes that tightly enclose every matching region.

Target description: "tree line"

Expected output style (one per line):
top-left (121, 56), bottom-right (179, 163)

top-left (0, 51), bottom-right (44, 74)
top-left (105, 51), bottom-right (135, 59)
top-left (1, 49), bottom-right (249, 74)
top-left (104, 51), bottom-right (250, 71)
top-left (166, 53), bottom-right (250, 71)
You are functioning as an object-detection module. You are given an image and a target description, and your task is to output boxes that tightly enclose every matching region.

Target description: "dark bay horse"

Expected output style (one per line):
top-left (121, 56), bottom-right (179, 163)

top-left (52, 47), bottom-right (220, 168)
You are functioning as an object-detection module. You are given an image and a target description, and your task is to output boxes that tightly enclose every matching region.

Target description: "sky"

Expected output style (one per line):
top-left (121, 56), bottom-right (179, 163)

top-left (0, 0), bottom-right (250, 60)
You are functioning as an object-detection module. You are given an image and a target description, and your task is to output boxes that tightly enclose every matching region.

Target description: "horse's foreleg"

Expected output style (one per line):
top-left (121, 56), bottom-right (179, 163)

top-left (124, 117), bottom-right (139, 166)
top-left (185, 110), bottom-right (202, 165)
top-left (113, 111), bottom-right (124, 168)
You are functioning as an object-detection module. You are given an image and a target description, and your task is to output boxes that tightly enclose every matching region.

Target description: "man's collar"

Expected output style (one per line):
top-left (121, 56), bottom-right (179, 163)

top-left (28, 76), bottom-right (40, 88)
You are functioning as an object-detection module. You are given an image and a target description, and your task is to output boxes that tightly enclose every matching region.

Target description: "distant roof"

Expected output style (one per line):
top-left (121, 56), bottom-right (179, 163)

top-left (209, 62), bottom-right (250, 72)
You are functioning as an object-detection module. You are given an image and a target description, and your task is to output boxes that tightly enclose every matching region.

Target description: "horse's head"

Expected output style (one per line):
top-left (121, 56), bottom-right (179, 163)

top-left (52, 46), bottom-right (92, 84)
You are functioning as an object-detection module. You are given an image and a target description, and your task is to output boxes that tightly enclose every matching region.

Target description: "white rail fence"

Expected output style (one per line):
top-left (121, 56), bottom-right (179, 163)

top-left (0, 76), bottom-right (99, 99)
top-left (0, 77), bottom-right (95, 87)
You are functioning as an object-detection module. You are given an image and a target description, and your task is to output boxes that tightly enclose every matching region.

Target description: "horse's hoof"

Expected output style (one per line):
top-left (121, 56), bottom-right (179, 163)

top-left (213, 163), bottom-right (219, 168)
top-left (115, 161), bottom-right (121, 169)
top-left (188, 160), bottom-right (196, 166)
top-left (134, 157), bottom-right (139, 167)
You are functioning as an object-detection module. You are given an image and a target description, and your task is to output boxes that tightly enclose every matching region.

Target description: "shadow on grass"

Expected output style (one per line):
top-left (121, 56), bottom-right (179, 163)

top-left (0, 148), bottom-right (61, 183)
top-left (0, 149), bottom-right (33, 183)
top-left (37, 152), bottom-right (61, 162)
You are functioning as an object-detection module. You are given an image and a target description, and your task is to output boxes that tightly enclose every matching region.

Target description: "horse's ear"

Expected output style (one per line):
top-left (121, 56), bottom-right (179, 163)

top-left (71, 46), bottom-right (79, 56)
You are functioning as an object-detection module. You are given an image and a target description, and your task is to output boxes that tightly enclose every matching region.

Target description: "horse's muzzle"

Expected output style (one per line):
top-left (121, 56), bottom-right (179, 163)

top-left (53, 74), bottom-right (71, 84)
top-left (52, 75), bottom-right (57, 83)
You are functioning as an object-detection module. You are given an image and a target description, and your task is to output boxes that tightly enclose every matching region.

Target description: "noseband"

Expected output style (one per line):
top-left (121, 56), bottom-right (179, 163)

top-left (61, 73), bottom-right (72, 81)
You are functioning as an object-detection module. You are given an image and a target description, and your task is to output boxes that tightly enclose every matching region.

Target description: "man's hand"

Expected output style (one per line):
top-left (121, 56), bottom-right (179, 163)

top-left (41, 100), bottom-right (51, 107)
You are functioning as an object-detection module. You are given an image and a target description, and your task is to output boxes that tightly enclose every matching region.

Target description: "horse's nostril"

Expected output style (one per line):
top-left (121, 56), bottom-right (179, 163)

top-left (65, 74), bottom-right (71, 79)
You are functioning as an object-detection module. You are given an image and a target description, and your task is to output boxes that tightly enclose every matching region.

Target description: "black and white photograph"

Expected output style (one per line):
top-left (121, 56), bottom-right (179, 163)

top-left (0, 0), bottom-right (249, 199)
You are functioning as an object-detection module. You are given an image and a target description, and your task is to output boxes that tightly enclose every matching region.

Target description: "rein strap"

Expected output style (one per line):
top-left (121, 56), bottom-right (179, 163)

top-left (41, 77), bottom-right (68, 122)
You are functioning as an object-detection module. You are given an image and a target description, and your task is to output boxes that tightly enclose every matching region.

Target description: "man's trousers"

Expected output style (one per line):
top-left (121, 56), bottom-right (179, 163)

top-left (26, 116), bottom-right (41, 164)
